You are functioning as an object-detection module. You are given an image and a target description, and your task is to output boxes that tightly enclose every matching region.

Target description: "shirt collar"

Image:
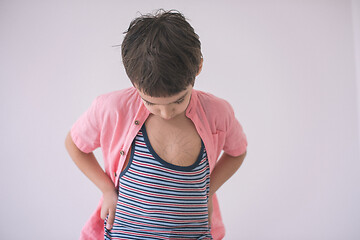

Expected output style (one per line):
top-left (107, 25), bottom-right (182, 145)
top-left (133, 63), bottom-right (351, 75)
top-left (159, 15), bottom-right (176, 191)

top-left (186, 88), bottom-right (197, 117)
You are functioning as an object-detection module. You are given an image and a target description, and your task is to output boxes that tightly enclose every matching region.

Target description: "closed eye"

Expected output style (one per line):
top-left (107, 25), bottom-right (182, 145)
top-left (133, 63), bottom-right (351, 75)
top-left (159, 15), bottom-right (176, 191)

top-left (143, 97), bottom-right (185, 106)
top-left (144, 101), bottom-right (155, 106)
top-left (174, 98), bottom-right (184, 104)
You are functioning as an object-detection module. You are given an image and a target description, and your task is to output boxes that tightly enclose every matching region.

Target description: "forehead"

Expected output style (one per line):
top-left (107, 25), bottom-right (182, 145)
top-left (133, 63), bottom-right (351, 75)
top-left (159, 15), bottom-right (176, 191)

top-left (137, 85), bottom-right (192, 105)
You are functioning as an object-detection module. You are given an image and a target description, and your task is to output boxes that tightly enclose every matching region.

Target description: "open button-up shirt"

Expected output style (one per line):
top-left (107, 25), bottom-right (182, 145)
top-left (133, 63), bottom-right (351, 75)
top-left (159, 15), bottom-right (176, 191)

top-left (71, 87), bottom-right (248, 240)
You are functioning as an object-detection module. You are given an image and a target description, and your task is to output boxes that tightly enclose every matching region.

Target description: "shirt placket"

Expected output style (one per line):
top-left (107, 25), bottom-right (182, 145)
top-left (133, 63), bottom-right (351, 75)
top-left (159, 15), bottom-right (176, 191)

top-left (114, 111), bottom-right (149, 188)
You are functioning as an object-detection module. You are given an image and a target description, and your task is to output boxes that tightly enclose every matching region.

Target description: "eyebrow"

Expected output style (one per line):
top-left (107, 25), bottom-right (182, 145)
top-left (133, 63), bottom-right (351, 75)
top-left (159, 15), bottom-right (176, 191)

top-left (141, 92), bottom-right (188, 105)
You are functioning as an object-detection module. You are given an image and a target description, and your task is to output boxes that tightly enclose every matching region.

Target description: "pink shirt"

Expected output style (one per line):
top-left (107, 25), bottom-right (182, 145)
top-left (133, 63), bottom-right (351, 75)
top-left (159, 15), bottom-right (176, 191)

top-left (71, 87), bottom-right (247, 240)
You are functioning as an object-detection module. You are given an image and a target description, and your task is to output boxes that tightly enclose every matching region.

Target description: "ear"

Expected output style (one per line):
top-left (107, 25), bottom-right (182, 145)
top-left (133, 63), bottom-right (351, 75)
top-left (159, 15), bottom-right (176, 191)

top-left (196, 58), bottom-right (203, 76)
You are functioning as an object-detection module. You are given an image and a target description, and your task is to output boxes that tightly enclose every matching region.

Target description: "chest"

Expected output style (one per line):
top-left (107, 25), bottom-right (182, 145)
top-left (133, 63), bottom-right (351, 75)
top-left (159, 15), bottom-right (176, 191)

top-left (144, 114), bottom-right (202, 167)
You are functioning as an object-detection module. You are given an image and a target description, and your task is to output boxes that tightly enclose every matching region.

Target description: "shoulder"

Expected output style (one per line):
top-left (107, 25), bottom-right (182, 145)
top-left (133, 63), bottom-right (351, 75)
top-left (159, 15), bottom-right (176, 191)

top-left (194, 90), bottom-right (236, 131)
top-left (94, 87), bottom-right (141, 109)
top-left (96, 87), bottom-right (139, 105)
top-left (195, 90), bottom-right (234, 115)
top-left (92, 87), bottom-right (142, 119)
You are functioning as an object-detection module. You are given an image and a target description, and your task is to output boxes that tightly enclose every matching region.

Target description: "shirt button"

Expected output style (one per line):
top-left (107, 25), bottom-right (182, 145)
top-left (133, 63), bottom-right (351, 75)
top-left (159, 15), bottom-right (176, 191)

top-left (114, 172), bottom-right (117, 177)
top-left (120, 150), bottom-right (125, 155)
top-left (134, 120), bottom-right (140, 125)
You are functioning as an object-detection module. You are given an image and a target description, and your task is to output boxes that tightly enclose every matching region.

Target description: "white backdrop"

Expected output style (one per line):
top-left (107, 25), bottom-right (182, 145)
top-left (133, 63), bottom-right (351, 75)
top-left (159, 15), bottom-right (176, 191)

top-left (1, 0), bottom-right (359, 239)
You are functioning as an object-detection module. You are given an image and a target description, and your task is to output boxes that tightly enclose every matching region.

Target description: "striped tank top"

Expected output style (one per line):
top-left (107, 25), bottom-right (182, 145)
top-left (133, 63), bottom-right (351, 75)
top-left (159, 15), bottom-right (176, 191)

top-left (105, 124), bottom-right (212, 239)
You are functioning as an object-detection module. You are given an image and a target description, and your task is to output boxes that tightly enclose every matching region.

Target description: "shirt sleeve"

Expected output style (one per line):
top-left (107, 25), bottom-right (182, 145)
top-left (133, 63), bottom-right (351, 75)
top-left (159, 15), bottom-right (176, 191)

top-left (222, 102), bottom-right (248, 157)
top-left (70, 96), bottom-right (102, 153)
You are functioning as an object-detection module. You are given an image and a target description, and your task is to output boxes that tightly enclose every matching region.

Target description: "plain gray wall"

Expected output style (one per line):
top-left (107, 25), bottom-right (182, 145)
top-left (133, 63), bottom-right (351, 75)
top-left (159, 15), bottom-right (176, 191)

top-left (1, 0), bottom-right (359, 239)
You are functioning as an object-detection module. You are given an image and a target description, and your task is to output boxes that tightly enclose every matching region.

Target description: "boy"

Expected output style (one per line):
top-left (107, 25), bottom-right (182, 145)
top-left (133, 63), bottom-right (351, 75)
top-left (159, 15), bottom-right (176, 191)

top-left (65, 9), bottom-right (247, 240)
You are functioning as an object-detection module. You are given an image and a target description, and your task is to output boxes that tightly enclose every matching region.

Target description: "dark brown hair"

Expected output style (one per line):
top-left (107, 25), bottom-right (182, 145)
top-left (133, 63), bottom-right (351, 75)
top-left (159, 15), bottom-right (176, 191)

top-left (121, 9), bottom-right (202, 97)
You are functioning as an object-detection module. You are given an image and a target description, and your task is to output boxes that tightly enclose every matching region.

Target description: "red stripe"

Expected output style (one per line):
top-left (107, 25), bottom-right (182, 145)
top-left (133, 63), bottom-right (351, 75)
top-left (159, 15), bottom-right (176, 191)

top-left (128, 168), bottom-right (206, 184)
top-left (122, 175), bottom-right (207, 192)
top-left (117, 201), bottom-right (208, 216)
top-left (121, 184), bottom-right (206, 200)
top-left (135, 140), bottom-right (146, 146)
top-left (118, 192), bottom-right (207, 208)
top-left (115, 208), bottom-right (207, 224)
top-left (133, 159), bottom-right (208, 176)
top-left (134, 150), bottom-right (154, 159)
top-left (111, 218), bottom-right (210, 236)
top-left (109, 229), bottom-right (168, 239)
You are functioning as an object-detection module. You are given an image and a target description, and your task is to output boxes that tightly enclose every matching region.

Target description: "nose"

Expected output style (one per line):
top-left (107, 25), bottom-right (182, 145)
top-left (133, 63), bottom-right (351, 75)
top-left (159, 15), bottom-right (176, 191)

top-left (159, 105), bottom-right (174, 120)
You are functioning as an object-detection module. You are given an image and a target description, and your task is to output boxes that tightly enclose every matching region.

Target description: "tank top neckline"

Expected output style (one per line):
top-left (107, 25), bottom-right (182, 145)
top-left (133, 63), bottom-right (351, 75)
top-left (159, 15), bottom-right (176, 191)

top-left (140, 124), bottom-right (205, 172)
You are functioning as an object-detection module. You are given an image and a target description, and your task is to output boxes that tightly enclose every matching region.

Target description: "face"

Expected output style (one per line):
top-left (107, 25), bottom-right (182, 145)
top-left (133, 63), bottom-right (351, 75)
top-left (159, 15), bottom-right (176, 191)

top-left (136, 85), bottom-right (193, 120)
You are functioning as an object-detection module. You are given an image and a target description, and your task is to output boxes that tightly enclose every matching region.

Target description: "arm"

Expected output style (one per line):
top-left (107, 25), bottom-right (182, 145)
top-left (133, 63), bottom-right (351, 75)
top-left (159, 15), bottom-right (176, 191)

top-left (207, 151), bottom-right (247, 225)
top-left (64, 131), bottom-right (117, 230)
top-left (209, 151), bottom-right (247, 197)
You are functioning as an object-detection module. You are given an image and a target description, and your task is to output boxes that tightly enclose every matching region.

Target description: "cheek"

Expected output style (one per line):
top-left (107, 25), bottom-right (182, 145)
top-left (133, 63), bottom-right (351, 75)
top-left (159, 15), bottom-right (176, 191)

top-left (176, 102), bottom-right (189, 113)
top-left (144, 105), bottom-right (156, 114)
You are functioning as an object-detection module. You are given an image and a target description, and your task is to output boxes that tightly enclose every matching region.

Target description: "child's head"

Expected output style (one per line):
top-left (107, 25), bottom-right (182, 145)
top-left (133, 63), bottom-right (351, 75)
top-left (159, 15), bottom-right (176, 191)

top-left (121, 9), bottom-right (202, 98)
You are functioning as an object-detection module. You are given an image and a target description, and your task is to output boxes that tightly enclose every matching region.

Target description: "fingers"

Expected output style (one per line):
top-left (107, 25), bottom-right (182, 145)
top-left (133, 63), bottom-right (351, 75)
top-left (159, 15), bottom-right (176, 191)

top-left (106, 208), bottom-right (115, 230)
top-left (100, 207), bottom-right (115, 230)
top-left (101, 190), bottom-right (118, 229)
top-left (100, 207), bottom-right (107, 220)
